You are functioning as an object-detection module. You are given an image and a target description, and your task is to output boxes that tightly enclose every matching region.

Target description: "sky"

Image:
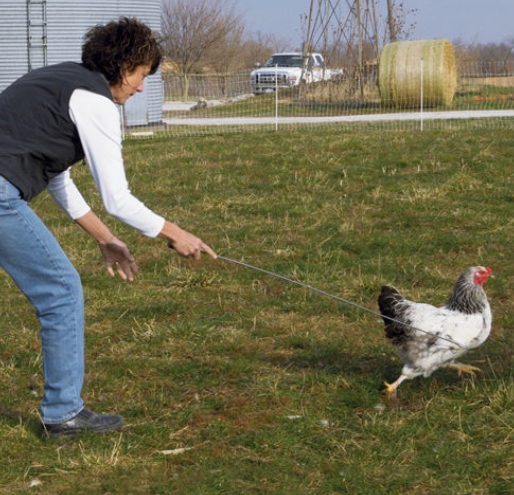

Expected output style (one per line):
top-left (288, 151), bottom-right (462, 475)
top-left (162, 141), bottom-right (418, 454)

top-left (241, 0), bottom-right (514, 48)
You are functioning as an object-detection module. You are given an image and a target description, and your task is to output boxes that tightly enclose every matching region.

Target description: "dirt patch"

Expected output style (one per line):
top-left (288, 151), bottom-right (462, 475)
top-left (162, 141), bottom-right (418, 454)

top-left (461, 76), bottom-right (514, 87)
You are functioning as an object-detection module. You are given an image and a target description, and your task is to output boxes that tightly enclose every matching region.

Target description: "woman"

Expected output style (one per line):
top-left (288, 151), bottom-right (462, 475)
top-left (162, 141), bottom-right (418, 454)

top-left (0, 17), bottom-right (216, 438)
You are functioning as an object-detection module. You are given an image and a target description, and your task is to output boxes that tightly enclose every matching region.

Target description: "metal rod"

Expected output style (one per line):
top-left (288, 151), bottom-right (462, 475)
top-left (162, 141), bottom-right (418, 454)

top-left (217, 255), bottom-right (466, 349)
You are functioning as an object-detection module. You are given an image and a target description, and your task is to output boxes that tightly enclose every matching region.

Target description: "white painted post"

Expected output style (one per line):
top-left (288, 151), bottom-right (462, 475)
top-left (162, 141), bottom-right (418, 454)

top-left (420, 58), bottom-right (424, 131)
top-left (275, 64), bottom-right (279, 131)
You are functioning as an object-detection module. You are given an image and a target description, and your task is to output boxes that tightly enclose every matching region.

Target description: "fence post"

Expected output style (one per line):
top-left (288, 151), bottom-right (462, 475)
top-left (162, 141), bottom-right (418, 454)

top-left (275, 64), bottom-right (279, 131)
top-left (420, 58), bottom-right (424, 131)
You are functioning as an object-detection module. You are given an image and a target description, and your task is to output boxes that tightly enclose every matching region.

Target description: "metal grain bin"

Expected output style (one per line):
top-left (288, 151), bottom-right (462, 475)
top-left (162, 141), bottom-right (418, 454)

top-left (0, 0), bottom-right (163, 125)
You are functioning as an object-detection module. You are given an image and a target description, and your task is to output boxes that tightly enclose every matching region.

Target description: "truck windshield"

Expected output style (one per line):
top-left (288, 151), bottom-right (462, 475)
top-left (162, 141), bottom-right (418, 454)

top-left (263, 55), bottom-right (304, 68)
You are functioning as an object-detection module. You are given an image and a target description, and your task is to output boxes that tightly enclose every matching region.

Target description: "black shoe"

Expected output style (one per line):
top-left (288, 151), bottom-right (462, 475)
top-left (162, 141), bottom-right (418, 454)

top-left (42, 408), bottom-right (124, 439)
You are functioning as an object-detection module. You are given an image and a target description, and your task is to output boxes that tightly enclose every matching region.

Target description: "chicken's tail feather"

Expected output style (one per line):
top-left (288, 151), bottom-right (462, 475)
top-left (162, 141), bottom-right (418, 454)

top-left (378, 285), bottom-right (413, 345)
top-left (378, 285), bottom-right (403, 324)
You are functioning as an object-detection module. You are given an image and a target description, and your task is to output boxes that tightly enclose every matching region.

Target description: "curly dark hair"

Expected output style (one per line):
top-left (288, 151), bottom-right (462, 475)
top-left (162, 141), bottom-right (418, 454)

top-left (81, 17), bottom-right (162, 85)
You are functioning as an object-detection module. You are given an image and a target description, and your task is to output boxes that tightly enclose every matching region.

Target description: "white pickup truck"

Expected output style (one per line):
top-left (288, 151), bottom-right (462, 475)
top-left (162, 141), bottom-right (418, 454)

top-left (250, 52), bottom-right (332, 94)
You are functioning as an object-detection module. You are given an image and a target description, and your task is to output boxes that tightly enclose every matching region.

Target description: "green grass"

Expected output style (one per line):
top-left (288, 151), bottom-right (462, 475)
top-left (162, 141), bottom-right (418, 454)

top-left (2, 126), bottom-right (514, 493)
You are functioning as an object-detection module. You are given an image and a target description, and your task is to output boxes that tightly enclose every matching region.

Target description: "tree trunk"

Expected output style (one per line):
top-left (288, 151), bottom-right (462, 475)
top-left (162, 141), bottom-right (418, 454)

top-left (386, 0), bottom-right (397, 43)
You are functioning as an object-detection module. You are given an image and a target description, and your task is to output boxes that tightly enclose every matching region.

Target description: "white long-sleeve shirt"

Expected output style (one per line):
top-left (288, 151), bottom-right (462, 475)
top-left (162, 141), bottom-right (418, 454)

top-left (46, 89), bottom-right (165, 238)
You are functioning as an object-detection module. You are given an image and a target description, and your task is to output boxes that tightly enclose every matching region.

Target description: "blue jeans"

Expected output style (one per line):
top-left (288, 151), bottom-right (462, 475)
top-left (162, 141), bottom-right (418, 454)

top-left (0, 175), bottom-right (84, 424)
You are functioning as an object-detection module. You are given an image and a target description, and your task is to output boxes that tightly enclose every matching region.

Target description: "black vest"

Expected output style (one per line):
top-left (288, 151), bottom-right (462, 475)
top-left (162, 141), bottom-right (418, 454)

top-left (0, 62), bottom-right (113, 201)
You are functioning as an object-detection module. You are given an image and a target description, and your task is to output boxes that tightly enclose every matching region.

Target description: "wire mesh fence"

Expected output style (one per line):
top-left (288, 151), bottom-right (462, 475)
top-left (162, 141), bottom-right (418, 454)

top-left (124, 61), bottom-right (514, 138)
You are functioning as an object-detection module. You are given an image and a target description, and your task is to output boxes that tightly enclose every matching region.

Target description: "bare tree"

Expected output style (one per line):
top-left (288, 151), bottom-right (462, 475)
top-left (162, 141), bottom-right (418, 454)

top-left (300, 0), bottom-right (418, 68)
top-left (161, 0), bottom-right (245, 98)
top-left (241, 32), bottom-right (294, 68)
top-left (477, 41), bottom-right (514, 75)
top-left (205, 25), bottom-right (244, 74)
top-left (384, 1), bottom-right (417, 43)
top-left (386, 0), bottom-right (397, 43)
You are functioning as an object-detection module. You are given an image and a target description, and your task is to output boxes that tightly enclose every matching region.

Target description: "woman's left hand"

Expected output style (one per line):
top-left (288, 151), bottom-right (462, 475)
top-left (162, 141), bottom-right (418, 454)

top-left (98, 236), bottom-right (139, 281)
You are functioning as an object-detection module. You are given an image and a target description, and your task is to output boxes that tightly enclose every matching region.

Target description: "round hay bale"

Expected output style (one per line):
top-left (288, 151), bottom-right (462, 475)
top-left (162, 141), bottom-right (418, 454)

top-left (379, 39), bottom-right (457, 108)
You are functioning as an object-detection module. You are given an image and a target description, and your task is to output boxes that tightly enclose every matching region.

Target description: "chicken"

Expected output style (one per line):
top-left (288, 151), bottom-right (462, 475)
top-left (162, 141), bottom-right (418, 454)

top-left (378, 266), bottom-right (492, 399)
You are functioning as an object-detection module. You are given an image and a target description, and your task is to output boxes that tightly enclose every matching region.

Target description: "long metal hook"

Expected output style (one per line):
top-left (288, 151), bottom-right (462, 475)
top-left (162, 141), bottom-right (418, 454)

top-left (217, 255), bottom-right (467, 350)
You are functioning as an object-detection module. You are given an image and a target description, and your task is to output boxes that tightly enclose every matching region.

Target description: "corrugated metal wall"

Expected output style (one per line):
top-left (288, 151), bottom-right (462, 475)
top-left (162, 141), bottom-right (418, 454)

top-left (0, 0), bottom-right (163, 125)
top-left (0, 3), bottom-right (30, 91)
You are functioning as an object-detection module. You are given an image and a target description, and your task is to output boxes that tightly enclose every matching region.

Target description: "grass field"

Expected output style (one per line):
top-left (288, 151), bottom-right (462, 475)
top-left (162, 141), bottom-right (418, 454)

top-left (1, 126), bottom-right (514, 494)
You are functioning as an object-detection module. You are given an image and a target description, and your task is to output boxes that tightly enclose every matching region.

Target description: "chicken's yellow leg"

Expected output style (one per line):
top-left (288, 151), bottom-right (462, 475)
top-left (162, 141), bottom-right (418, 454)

top-left (383, 374), bottom-right (408, 399)
top-left (445, 362), bottom-right (482, 375)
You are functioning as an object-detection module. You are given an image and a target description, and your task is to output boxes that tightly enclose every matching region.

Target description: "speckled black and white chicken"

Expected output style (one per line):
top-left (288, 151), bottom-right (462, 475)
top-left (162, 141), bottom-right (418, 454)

top-left (378, 266), bottom-right (492, 398)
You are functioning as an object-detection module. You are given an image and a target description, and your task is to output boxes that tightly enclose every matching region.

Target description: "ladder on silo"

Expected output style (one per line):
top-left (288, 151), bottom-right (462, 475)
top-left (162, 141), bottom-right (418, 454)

top-left (26, 0), bottom-right (48, 71)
